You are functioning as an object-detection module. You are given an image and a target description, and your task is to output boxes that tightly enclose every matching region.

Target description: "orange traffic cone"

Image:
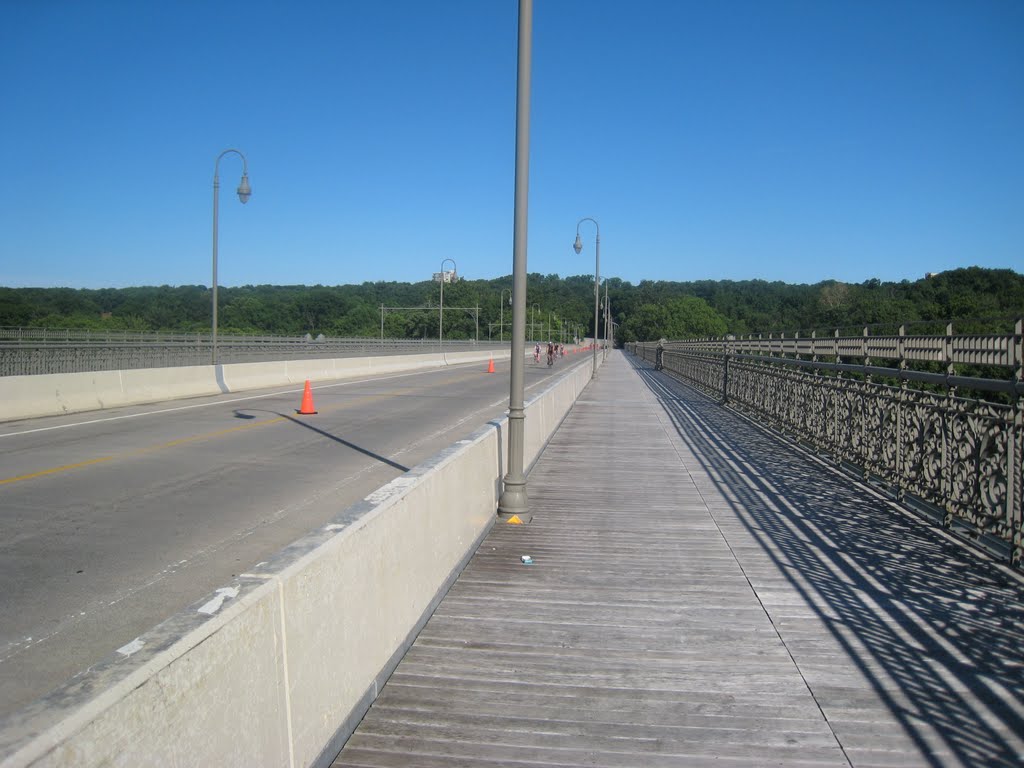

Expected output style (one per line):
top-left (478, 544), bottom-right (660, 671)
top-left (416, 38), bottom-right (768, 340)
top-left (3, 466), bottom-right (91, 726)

top-left (297, 380), bottom-right (317, 415)
top-left (486, 356), bottom-right (495, 374)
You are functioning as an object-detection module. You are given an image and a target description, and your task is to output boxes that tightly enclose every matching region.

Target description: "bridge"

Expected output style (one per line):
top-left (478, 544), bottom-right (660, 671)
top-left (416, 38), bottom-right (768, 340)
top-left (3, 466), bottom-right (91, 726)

top-left (0, 337), bottom-right (1022, 767)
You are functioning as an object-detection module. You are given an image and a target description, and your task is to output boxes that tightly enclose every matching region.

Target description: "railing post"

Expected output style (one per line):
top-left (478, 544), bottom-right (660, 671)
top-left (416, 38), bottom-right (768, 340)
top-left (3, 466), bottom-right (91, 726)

top-left (1015, 318), bottom-right (1023, 386)
top-left (721, 336), bottom-right (729, 404)
top-left (938, 320), bottom-right (956, 528)
top-left (1009, 319), bottom-right (1023, 564)
top-left (862, 326), bottom-right (870, 374)
top-left (941, 377), bottom-right (956, 530)
top-left (833, 328), bottom-right (842, 461)
top-left (896, 325), bottom-right (906, 501)
top-left (945, 321), bottom-right (955, 378)
top-left (1008, 396), bottom-right (1023, 565)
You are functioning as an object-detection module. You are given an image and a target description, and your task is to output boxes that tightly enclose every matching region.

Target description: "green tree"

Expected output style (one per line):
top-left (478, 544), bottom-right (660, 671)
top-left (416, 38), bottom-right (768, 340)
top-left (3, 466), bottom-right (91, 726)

top-left (3, 267), bottom-right (1020, 339)
top-left (620, 297), bottom-right (728, 342)
top-left (666, 296), bottom-right (730, 337)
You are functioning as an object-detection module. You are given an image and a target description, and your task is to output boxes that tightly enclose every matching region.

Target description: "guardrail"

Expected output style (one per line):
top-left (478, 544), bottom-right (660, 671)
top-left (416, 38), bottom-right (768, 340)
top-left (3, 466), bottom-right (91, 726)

top-left (628, 321), bottom-right (1023, 565)
top-left (0, 328), bottom-right (502, 376)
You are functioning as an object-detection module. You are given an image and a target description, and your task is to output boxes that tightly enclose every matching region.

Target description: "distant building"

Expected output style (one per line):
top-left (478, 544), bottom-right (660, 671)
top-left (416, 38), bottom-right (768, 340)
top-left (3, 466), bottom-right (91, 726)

top-left (432, 270), bottom-right (458, 283)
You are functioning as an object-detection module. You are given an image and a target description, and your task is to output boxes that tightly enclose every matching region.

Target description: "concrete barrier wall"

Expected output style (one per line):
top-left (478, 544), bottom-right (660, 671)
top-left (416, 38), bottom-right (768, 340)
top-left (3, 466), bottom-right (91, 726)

top-left (0, 354), bottom-right (597, 768)
top-left (0, 348), bottom-right (515, 423)
top-left (119, 365), bottom-right (226, 405)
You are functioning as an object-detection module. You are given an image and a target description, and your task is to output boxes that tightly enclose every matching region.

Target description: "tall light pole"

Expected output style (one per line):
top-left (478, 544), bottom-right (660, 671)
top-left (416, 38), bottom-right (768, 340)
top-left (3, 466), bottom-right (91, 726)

top-left (438, 257), bottom-right (457, 353)
top-left (531, 303), bottom-right (540, 341)
top-left (497, 0), bottom-right (532, 522)
top-left (212, 149), bottom-right (251, 365)
top-left (500, 288), bottom-right (512, 342)
top-left (573, 217), bottom-right (599, 378)
top-left (603, 281), bottom-right (610, 360)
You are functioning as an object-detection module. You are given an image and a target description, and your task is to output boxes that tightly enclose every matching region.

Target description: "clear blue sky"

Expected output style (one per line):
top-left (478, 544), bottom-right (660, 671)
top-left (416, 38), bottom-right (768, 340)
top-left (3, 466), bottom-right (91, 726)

top-left (1, 0), bottom-right (1021, 289)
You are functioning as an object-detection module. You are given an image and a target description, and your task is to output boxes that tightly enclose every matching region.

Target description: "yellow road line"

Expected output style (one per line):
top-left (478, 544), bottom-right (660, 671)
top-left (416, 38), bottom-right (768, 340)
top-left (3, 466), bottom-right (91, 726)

top-left (0, 389), bottom-right (408, 487)
top-left (0, 416), bottom-right (287, 487)
top-left (141, 417), bottom-right (288, 453)
top-left (0, 456), bottom-right (118, 485)
top-left (1, 371), bottom-right (500, 488)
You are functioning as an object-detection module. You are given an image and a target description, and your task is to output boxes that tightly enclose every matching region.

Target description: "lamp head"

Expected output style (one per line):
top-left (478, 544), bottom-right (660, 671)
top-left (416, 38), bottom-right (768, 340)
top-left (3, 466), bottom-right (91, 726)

top-left (237, 174), bottom-right (252, 204)
top-left (573, 234), bottom-right (582, 254)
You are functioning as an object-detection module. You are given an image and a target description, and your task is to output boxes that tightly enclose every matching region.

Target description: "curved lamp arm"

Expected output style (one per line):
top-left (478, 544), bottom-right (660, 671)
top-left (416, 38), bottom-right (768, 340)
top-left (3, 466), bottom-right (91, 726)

top-left (214, 148), bottom-right (251, 203)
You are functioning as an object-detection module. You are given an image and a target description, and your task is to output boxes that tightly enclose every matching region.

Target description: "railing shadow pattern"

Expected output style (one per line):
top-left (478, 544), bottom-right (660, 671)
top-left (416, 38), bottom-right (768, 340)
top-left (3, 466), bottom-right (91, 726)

top-left (628, 355), bottom-right (1024, 767)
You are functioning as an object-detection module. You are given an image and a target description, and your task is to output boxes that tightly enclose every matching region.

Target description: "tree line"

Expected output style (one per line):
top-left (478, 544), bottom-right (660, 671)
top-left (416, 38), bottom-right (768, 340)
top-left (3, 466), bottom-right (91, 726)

top-left (1, 267), bottom-right (1021, 343)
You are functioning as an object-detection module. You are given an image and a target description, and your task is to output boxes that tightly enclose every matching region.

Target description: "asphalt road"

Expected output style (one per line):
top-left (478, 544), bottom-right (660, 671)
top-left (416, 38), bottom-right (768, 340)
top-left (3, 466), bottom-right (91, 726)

top-left (0, 353), bottom-right (587, 720)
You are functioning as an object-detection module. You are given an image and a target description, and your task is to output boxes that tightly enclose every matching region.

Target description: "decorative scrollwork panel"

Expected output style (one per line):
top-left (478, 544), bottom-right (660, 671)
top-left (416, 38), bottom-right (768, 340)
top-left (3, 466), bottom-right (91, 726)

top-left (651, 348), bottom-right (1023, 562)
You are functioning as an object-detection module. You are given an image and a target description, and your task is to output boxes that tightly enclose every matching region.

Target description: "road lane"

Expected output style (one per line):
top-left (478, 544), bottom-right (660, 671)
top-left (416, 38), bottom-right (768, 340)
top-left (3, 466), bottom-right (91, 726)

top-left (0, 354), bottom-right (587, 718)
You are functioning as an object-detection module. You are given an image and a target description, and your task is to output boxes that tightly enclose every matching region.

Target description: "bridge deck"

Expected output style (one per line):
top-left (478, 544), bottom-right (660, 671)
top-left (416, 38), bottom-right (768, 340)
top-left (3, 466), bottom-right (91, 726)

top-left (332, 352), bottom-right (1024, 767)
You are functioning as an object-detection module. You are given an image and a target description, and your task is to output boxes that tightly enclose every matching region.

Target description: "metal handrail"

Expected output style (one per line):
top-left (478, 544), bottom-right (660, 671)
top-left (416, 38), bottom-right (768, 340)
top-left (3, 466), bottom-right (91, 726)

top-left (0, 330), bottom-right (502, 377)
top-left (656, 321), bottom-right (1023, 371)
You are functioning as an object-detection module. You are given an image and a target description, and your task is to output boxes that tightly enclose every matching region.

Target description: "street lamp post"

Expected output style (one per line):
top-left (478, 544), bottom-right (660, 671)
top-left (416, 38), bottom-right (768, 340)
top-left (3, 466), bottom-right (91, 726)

top-left (497, 0), bottom-right (532, 522)
top-left (573, 217), bottom-right (600, 378)
top-left (212, 149), bottom-right (251, 365)
top-left (500, 288), bottom-right (512, 342)
top-left (531, 304), bottom-right (540, 342)
top-left (603, 281), bottom-right (610, 360)
top-left (438, 258), bottom-right (457, 353)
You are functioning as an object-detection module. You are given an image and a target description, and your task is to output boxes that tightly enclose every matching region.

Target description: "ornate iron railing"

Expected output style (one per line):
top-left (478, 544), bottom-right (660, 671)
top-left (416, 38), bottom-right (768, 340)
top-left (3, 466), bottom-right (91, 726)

top-left (628, 321), bottom-right (1024, 564)
top-left (0, 328), bottom-right (495, 377)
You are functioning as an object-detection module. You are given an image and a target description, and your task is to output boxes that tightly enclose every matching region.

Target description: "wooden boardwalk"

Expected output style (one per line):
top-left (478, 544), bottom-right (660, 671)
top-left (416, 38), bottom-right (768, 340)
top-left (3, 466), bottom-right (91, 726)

top-left (332, 352), bottom-right (1024, 767)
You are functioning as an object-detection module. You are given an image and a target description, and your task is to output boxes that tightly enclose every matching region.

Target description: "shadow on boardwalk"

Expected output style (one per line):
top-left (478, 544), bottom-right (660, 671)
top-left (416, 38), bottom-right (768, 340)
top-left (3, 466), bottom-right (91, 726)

top-left (629, 356), bottom-right (1024, 767)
